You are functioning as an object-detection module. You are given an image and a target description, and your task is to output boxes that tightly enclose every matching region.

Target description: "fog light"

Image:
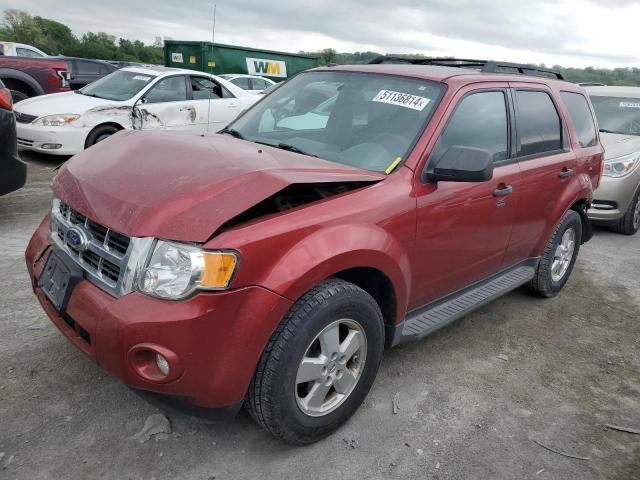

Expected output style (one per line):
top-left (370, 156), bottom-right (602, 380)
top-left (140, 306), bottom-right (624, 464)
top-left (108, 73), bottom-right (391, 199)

top-left (128, 343), bottom-right (183, 384)
top-left (41, 143), bottom-right (62, 150)
top-left (156, 353), bottom-right (170, 376)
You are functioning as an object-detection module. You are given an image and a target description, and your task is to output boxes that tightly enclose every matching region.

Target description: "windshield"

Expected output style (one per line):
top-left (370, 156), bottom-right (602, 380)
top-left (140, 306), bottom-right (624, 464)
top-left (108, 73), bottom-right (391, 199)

top-left (228, 71), bottom-right (444, 172)
top-left (590, 95), bottom-right (640, 135)
top-left (81, 70), bottom-right (157, 101)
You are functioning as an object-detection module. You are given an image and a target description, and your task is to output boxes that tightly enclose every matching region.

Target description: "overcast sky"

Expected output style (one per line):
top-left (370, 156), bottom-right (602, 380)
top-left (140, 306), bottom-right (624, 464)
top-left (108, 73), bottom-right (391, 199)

top-left (2, 0), bottom-right (639, 68)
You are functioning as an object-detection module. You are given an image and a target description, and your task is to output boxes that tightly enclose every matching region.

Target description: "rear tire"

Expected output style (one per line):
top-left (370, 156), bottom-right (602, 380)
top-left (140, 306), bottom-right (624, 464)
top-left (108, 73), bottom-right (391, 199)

top-left (611, 188), bottom-right (640, 235)
top-left (247, 278), bottom-right (384, 445)
top-left (528, 210), bottom-right (582, 298)
top-left (85, 125), bottom-right (120, 148)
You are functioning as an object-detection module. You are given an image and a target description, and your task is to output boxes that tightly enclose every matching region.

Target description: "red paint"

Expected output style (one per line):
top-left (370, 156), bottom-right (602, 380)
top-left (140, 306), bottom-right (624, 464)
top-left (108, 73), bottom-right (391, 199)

top-left (26, 66), bottom-right (603, 409)
top-left (0, 57), bottom-right (70, 95)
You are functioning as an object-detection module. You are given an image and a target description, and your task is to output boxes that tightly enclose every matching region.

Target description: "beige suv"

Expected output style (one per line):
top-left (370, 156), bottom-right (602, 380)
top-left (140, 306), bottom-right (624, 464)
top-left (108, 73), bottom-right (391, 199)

top-left (586, 86), bottom-right (640, 235)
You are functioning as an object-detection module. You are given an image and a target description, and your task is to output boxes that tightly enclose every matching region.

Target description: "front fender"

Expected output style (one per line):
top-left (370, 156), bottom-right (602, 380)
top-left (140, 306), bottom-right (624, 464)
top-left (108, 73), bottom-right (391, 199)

top-left (242, 224), bottom-right (412, 324)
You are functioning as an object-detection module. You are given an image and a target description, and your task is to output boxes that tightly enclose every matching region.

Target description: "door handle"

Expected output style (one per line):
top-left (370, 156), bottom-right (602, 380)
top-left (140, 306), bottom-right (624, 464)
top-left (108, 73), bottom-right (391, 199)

top-left (558, 168), bottom-right (574, 178)
top-left (493, 184), bottom-right (513, 197)
top-left (228, 103), bottom-right (239, 108)
top-left (179, 106), bottom-right (195, 112)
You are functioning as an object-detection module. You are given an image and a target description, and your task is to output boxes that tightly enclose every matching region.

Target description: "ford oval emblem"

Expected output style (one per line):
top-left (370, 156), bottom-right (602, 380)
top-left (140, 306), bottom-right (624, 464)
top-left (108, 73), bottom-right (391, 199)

top-left (65, 226), bottom-right (90, 252)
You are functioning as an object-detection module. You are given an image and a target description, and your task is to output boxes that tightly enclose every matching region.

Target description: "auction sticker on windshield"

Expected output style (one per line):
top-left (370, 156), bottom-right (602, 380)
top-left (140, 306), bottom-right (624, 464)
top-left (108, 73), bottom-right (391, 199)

top-left (372, 90), bottom-right (431, 111)
top-left (620, 101), bottom-right (640, 108)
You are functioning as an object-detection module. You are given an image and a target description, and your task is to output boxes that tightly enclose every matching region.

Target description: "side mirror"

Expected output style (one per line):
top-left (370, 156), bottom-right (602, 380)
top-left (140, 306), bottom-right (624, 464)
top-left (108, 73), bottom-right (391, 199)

top-left (131, 105), bottom-right (143, 130)
top-left (426, 146), bottom-right (494, 183)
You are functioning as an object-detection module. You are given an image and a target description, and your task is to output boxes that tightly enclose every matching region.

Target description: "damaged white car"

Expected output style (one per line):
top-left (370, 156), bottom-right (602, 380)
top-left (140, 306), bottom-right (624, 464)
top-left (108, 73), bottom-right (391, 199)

top-left (13, 66), bottom-right (258, 155)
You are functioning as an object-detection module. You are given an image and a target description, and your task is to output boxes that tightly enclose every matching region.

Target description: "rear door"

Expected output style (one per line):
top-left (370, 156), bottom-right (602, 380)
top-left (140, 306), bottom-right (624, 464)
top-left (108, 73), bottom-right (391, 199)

top-left (139, 75), bottom-right (197, 131)
top-left (412, 84), bottom-right (521, 307)
top-left (501, 84), bottom-right (578, 266)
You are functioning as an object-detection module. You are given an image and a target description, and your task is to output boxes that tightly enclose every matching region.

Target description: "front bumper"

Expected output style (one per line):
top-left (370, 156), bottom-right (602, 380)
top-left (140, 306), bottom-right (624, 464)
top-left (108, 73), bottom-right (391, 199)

top-left (26, 216), bottom-right (293, 409)
top-left (588, 172), bottom-right (640, 222)
top-left (16, 122), bottom-right (89, 156)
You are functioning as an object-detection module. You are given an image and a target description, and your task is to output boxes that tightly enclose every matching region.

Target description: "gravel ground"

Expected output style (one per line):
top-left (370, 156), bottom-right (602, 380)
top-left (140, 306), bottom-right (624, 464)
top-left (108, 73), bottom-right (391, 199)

top-left (1, 151), bottom-right (639, 480)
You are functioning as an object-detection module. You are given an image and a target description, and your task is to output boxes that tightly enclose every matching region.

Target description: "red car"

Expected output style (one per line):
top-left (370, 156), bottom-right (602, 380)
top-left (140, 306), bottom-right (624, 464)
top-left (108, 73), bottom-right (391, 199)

top-left (0, 79), bottom-right (27, 195)
top-left (0, 56), bottom-right (70, 103)
top-left (26, 58), bottom-right (604, 445)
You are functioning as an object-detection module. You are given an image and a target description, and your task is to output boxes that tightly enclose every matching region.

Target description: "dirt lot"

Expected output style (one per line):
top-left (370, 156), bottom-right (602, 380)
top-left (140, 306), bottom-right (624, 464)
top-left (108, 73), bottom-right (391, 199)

top-left (1, 151), bottom-right (639, 480)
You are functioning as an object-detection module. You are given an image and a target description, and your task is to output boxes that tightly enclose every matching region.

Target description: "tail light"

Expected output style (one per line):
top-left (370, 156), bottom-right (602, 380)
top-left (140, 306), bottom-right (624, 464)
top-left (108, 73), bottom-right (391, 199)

top-left (56, 69), bottom-right (70, 88)
top-left (0, 88), bottom-right (12, 111)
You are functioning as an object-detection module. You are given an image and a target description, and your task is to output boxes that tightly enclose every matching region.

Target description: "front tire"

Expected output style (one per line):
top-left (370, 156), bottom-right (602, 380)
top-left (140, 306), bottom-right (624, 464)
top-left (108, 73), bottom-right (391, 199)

top-left (85, 125), bottom-right (120, 148)
top-left (611, 188), bottom-right (640, 235)
top-left (247, 278), bottom-right (384, 445)
top-left (528, 209), bottom-right (582, 298)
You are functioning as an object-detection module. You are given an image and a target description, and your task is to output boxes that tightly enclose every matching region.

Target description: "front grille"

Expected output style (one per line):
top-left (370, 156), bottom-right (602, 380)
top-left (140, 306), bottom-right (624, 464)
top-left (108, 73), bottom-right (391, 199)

top-left (51, 200), bottom-right (134, 295)
top-left (17, 137), bottom-right (34, 147)
top-left (14, 111), bottom-right (37, 124)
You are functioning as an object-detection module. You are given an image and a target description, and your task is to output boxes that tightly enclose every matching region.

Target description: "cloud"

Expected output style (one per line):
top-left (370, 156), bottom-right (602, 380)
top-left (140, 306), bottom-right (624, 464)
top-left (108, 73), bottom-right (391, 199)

top-left (3, 0), bottom-right (640, 67)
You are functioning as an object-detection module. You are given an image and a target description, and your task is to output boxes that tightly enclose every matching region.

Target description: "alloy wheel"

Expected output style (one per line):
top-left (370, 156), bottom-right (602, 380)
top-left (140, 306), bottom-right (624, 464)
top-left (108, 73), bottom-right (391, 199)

top-left (551, 228), bottom-right (576, 282)
top-left (295, 318), bottom-right (367, 417)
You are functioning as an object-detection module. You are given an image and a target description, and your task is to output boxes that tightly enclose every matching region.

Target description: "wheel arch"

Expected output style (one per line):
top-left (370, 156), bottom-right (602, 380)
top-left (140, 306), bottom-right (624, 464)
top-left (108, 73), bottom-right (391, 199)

top-left (331, 267), bottom-right (398, 347)
top-left (0, 69), bottom-right (44, 97)
top-left (84, 122), bottom-right (125, 149)
top-left (570, 198), bottom-right (592, 244)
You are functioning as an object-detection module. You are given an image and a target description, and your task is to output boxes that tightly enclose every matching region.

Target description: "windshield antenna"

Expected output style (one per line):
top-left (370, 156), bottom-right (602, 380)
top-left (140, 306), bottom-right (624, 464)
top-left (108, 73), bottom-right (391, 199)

top-left (206, 3), bottom-right (217, 133)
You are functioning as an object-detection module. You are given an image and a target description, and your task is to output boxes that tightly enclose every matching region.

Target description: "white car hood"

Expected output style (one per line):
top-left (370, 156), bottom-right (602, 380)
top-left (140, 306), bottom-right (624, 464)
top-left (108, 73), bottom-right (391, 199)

top-left (14, 92), bottom-right (125, 118)
top-left (600, 132), bottom-right (640, 159)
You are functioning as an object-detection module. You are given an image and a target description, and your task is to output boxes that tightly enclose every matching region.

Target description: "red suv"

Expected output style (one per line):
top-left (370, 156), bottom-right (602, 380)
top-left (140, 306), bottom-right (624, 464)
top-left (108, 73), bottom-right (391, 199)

top-left (26, 58), bottom-right (604, 445)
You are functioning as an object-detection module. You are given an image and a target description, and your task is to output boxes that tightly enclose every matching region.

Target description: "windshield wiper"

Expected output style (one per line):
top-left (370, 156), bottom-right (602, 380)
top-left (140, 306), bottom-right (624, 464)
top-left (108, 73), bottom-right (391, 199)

top-left (220, 127), bottom-right (246, 140)
top-left (599, 128), bottom-right (621, 134)
top-left (268, 142), bottom-right (318, 158)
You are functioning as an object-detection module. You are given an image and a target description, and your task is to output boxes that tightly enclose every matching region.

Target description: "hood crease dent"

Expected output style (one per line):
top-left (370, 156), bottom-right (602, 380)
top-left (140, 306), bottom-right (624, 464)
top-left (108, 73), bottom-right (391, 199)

top-left (52, 130), bottom-right (384, 242)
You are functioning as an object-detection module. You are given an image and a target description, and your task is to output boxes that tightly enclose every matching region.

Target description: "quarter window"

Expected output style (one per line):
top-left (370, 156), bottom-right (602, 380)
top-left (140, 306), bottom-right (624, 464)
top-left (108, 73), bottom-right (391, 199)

top-left (432, 91), bottom-right (509, 163)
top-left (560, 92), bottom-right (597, 147)
top-left (515, 90), bottom-right (563, 156)
top-left (232, 77), bottom-right (250, 90)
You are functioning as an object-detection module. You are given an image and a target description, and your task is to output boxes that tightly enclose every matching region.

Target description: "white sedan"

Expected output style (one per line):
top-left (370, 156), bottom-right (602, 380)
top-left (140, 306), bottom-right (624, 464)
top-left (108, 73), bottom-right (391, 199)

top-left (219, 74), bottom-right (276, 94)
top-left (13, 66), bottom-right (259, 155)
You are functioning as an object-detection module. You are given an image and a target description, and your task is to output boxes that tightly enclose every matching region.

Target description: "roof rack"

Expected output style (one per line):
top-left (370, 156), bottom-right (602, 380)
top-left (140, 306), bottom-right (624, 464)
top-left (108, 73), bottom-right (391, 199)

top-left (367, 56), bottom-right (565, 81)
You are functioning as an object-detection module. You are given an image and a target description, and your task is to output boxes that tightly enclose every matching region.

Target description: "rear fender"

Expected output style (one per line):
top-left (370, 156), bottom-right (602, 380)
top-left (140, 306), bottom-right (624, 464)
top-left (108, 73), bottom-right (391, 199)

top-left (533, 173), bottom-right (593, 253)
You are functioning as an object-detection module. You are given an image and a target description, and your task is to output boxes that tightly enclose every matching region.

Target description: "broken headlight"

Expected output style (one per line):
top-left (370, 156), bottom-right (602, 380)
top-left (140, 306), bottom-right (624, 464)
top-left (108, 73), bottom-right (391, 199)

top-left (137, 240), bottom-right (239, 300)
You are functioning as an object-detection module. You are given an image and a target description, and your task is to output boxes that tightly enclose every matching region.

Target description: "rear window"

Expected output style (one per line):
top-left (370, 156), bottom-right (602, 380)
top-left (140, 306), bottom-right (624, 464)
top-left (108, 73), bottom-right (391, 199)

top-left (560, 92), bottom-right (597, 147)
top-left (515, 90), bottom-right (563, 157)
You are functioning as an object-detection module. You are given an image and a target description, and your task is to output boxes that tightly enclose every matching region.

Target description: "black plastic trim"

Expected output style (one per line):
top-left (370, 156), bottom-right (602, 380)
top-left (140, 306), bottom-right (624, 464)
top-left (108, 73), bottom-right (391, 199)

top-left (134, 390), bottom-right (243, 422)
top-left (368, 57), bottom-right (565, 80)
top-left (392, 258), bottom-right (539, 346)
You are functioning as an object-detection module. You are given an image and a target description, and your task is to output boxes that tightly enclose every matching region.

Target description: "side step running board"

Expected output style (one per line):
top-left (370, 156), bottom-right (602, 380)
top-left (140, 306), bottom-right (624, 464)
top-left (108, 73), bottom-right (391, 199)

top-left (398, 264), bottom-right (536, 344)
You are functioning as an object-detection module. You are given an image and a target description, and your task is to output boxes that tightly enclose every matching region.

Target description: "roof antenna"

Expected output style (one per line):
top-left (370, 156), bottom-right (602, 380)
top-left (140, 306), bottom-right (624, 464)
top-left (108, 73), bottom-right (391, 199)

top-left (206, 3), bottom-right (217, 133)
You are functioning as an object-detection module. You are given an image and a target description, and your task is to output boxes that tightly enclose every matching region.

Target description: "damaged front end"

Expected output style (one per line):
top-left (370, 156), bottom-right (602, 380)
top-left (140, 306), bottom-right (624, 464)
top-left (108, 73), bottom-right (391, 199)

top-left (216, 181), bottom-right (374, 235)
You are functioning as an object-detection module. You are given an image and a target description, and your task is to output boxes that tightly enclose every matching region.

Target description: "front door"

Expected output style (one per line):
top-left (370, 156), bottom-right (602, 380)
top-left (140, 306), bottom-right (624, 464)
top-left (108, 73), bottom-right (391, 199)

top-left (411, 86), bottom-right (521, 308)
top-left (139, 75), bottom-right (197, 131)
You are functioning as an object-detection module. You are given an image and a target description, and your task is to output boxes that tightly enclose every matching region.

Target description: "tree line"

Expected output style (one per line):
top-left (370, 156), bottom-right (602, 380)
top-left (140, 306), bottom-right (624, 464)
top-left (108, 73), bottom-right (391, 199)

top-left (3, 9), bottom-right (640, 86)
top-left (0, 10), bottom-right (163, 64)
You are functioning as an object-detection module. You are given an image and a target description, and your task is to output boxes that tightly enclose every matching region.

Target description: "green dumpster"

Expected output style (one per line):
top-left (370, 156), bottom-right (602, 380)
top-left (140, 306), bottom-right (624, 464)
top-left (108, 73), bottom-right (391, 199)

top-left (163, 41), bottom-right (319, 81)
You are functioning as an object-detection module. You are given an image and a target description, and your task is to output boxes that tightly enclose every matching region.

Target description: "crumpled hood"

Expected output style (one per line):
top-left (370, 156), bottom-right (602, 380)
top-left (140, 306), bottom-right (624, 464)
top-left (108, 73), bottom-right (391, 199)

top-left (600, 132), bottom-right (640, 159)
top-left (52, 130), bottom-right (384, 242)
